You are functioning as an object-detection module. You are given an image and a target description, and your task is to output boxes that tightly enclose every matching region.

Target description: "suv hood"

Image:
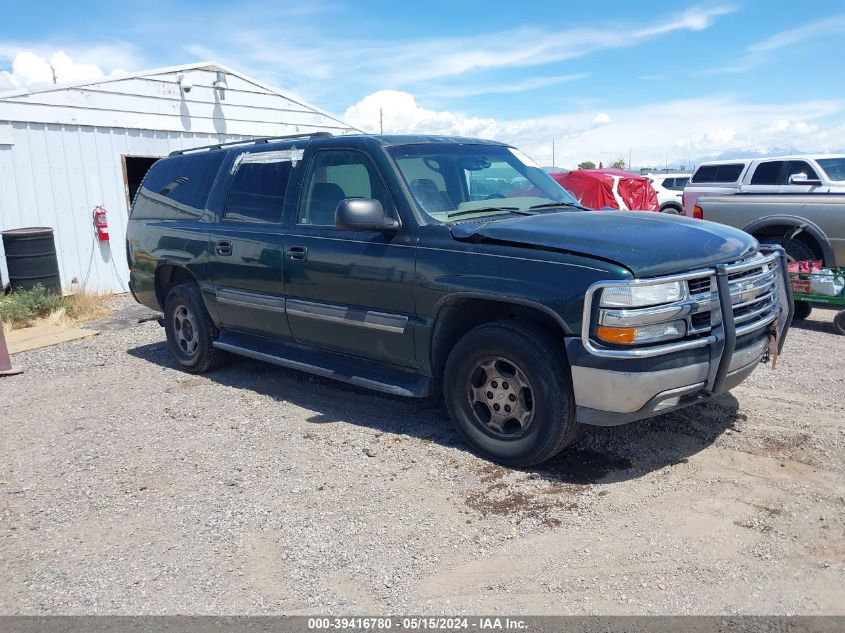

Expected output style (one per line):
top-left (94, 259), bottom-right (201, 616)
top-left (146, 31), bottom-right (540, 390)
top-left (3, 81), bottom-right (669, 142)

top-left (450, 210), bottom-right (758, 277)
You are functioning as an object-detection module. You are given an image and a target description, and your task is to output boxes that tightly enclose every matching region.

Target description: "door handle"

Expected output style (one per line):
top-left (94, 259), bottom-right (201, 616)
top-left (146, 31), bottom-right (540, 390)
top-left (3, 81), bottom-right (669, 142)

top-left (286, 245), bottom-right (308, 262)
top-left (215, 241), bottom-right (233, 256)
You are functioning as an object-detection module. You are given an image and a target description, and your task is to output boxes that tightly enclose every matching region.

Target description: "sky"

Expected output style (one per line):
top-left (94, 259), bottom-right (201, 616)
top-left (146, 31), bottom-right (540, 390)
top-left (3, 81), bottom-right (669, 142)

top-left (0, 0), bottom-right (843, 168)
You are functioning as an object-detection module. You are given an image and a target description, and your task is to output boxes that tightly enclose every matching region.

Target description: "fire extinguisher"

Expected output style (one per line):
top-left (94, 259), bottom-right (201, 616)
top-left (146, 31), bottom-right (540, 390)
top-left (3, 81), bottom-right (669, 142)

top-left (93, 205), bottom-right (109, 242)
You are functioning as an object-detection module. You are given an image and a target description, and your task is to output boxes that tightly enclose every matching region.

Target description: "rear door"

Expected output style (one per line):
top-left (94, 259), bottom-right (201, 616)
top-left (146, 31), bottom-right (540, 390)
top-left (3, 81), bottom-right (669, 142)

top-left (282, 146), bottom-right (417, 367)
top-left (208, 147), bottom-right (298, 339)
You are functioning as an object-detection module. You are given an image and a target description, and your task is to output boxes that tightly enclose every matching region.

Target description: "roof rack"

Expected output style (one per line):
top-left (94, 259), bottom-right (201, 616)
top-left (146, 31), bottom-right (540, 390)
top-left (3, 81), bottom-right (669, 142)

top-left (169, 132), bottom-right (333, 156)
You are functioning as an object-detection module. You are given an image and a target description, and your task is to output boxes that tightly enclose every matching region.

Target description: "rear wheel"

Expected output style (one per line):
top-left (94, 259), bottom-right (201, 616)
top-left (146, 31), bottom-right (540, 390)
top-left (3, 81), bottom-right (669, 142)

top-left (164, 283), bottom-right (227, 373)
top-left (761, 235), bottom-right (816, 263)
top-left (443, 321), bottom-right (577, 467)
top-left (761, 235), bottom-right (818, 323)
top-left (793, 301), bottom-right (813, 321)
top-left (660, 204), bottom-right (681, 215)
top-left (833, 311), bottom-right (845, 336)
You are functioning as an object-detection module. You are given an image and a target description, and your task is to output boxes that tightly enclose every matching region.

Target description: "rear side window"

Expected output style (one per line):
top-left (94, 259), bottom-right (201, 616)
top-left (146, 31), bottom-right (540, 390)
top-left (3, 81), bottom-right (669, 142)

top-left (691, 163), bottom-right (744, 183)
top-left (224, 155), bottom-right (293, 224)
top-left (140, 152), bottom-right (224, 214)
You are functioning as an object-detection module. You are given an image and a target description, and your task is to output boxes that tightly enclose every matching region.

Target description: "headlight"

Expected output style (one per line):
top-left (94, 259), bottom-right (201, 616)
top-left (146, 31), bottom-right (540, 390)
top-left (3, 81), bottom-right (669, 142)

top-left (600, 281), bottom-right (685, 308)
top-left (596, 320), bottom-right (687, 345)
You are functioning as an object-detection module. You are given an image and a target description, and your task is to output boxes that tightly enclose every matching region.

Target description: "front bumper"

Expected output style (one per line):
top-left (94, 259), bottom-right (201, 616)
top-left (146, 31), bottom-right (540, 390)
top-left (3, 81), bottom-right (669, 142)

top-left (569, 248), bottom-right (793, 426)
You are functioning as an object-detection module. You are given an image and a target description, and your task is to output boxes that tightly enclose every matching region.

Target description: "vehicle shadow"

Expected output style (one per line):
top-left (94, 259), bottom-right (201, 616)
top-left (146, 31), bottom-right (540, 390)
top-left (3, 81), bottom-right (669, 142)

top-left (128, 340), bottom-right (742, 485)
top-left (790, 304), bottom-right (841, 335)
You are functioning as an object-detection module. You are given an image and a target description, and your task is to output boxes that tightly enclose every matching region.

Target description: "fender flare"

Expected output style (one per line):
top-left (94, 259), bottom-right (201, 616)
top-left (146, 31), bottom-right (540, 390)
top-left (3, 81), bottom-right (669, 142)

top-left (743, 215), bottom-right (836, 266)
top-left (431, 291), bottom-right (574, 335)
top-left (428, 292), bottom-right (575, 377)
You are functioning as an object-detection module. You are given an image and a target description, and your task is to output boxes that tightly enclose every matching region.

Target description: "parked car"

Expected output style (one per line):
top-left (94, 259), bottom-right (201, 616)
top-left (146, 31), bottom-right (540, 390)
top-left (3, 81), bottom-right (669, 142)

top-left (692, 193), bottom-right (845, 319)
top-left (682, 155), bottom-right (845, 217)
top-left (645, 173), bottom-right (690, 214)
top-left (127, 133), bottom-right (792, 467)
top-left (550, 169), bottom-right (659, 211)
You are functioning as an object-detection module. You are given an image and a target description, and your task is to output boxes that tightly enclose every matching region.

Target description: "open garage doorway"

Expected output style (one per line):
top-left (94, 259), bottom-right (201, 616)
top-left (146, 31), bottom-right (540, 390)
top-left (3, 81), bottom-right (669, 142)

top-left (122, 155), bottom-right (160, 211)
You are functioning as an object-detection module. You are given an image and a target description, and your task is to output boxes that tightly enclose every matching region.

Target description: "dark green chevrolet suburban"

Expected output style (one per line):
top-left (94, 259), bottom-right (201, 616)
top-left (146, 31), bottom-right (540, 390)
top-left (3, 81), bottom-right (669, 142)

top-left (127, 133), bottom-right (793, 466)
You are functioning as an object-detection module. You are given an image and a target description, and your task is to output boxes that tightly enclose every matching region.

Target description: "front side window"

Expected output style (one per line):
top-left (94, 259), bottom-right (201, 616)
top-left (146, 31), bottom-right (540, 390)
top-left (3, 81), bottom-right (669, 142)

top-left (785, 160), bottom-right (819, 183)
top-left (297, 150), bottom-right (388, 226)
top-left (224, 152), bottom-right (293, 224)
top-left (388, 144), bottom-right (577, 221)
top-left (817, 157), bottom-right (845, 181)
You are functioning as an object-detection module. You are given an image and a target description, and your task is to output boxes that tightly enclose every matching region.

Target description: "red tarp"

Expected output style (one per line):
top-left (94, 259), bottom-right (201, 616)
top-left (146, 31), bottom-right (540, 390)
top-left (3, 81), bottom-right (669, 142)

top-left (551, 169), bottom-right (659, 211)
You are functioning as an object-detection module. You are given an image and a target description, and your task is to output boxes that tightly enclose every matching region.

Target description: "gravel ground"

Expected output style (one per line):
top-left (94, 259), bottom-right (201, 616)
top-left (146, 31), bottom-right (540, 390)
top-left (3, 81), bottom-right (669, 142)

top-left (1, 295), bottom-right (843, 615)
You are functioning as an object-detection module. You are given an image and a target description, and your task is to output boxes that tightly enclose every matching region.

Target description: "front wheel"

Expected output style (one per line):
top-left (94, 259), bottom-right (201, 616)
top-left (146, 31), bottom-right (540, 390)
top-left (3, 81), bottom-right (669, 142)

top-left (443, 321), bottom-right (577, 467)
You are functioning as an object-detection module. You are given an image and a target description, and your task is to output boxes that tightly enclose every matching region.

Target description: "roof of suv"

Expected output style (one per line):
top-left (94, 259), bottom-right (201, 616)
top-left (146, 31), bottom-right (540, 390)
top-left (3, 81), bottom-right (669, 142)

top-left (169, 133), bottom-right (508, 157)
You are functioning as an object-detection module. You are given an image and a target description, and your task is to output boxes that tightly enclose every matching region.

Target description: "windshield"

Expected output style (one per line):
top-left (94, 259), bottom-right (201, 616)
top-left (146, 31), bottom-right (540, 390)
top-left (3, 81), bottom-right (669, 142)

top-left (816, 158), bottom-right (845, 182)
top-left (387, 144), bottom-right (579, 221)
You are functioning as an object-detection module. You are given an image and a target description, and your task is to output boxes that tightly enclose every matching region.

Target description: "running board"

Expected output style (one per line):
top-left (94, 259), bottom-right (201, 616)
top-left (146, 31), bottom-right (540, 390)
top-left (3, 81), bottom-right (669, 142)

top-left (213, 333), bottom-right (433, 398)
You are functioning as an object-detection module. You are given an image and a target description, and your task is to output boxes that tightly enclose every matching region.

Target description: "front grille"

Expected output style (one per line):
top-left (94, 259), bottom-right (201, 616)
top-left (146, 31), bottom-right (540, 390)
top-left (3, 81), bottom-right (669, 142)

top-left (687, 277), bottom-right (712, 295)
top-left (685, 256), bottom-right (779, 337)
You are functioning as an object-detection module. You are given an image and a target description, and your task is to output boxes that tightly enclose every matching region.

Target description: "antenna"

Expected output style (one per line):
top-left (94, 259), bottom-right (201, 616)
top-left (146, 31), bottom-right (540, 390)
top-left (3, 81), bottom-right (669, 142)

top-left (379, 108), bottom-right (384, 135)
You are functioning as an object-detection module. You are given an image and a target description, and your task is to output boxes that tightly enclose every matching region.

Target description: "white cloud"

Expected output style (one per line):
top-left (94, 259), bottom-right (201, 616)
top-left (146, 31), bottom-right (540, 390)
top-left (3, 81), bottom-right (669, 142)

top-left (427, 74), bottom-right (588, 99)
top-left (343, 91), bottom-right (844, 168)
top-left (634, 5), bottom-right (735, 37)
top-left (0, 49), bottom-right (133, 91)
top-left (179, 3), bottom-right (734, 104)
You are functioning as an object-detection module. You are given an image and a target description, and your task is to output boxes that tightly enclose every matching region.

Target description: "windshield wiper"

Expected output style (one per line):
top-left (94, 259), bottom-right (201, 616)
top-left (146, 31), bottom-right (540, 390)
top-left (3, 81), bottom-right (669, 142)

top-left (528, 201), bottom-right (590, 211)
top-left (447, 206), bottom-right (535, 219)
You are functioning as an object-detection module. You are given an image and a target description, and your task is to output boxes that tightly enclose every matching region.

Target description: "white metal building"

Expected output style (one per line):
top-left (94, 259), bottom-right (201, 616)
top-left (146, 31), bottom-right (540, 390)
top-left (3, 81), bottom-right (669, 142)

top-left (0, 61), bottom-right (359, 293)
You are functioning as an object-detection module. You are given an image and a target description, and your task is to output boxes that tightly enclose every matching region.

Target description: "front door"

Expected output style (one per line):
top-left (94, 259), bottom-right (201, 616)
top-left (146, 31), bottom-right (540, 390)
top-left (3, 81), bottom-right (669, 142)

top-left (283, 148), bottom-right (417, 367)
top-left (208, 148), bottom-right (294, 338)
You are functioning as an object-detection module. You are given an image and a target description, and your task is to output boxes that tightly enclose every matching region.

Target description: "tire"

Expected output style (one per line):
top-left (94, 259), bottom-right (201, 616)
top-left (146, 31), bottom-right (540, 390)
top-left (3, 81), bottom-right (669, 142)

top-left (661, 205), bottom-right (681, 215)
top-left (443, 320), bottom-right (577, 467)
top-left (760, 235), bottom-right (816, 263)
top-left (163, 283), bottom-right (227, 373)
top-left (793, 301), bottom-right (813, 321)
top-left (834, 311), bottom-right (845, 336)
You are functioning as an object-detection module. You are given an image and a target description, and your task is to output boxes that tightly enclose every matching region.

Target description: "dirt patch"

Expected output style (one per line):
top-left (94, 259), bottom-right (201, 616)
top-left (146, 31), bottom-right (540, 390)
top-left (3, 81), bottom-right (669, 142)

top-left (464, 488), bottom-right (579, 528)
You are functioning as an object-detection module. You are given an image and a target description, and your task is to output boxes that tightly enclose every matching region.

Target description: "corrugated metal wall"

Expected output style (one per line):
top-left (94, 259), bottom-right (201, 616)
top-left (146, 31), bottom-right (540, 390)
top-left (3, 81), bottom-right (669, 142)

top-left (0, 64), bottom-right (357, 294)
top-left (0, 123), bottom-right (250, 293)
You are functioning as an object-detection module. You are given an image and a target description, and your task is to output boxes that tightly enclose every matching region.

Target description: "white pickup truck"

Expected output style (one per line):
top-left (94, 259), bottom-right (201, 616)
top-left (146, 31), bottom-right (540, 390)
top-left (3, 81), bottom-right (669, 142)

top-left (682, 155), bottom-right (845, 217)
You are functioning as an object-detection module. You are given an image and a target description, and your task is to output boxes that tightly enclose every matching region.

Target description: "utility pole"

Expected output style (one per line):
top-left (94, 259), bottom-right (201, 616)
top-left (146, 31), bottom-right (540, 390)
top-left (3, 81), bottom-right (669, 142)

top-left (552, 139), bottom-right (555, 170)
top-left (379, 108), bottom-right (383, 135)
top-left (50, 65), bottom-right (57, 84)
top-left (628, 147), bottom-right (632, 171)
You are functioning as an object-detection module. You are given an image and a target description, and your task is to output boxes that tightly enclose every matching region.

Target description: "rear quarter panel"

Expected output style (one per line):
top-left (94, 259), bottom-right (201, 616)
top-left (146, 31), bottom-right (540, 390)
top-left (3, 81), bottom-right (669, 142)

top-left (697, 195), bottom-right (845, 264)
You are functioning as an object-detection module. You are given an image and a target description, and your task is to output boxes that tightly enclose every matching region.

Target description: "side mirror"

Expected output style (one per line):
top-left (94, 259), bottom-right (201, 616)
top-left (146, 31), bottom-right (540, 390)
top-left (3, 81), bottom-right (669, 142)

top-left (788, 173), bottom-right (822, 186)
top-left (336, 198), bottom-right (399, 232)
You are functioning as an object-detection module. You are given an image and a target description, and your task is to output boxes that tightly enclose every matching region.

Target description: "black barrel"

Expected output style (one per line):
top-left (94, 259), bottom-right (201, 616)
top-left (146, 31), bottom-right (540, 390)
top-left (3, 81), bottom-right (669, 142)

top-left (2, 227), bottom-right (62, 294)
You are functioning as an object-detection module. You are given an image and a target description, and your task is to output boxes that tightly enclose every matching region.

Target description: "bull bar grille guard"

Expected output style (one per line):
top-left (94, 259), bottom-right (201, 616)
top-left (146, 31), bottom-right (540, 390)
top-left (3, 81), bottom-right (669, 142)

top-left (581, 247), bottom-right (794, 393)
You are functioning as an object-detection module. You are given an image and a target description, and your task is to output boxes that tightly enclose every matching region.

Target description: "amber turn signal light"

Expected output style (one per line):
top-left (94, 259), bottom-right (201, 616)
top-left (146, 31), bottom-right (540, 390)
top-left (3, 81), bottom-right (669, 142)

top-left (596, 326), bottom-right (637, 344)
top-left (693, 205), bottom-right (703, 219)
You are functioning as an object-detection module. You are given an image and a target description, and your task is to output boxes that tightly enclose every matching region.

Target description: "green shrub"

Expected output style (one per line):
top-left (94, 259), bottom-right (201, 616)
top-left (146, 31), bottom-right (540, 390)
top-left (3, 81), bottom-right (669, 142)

top-left (0, 284), bottom-right (65, 327)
